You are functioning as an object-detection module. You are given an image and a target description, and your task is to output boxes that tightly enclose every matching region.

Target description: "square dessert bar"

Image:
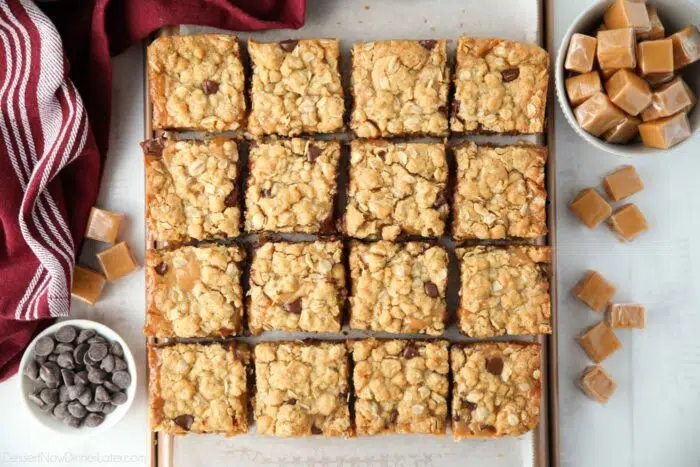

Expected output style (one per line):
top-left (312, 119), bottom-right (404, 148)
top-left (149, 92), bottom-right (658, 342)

top-left (245, 139), bottom-right (340, 234)
top-left (254, 341), bottom-right (351, 437)
top-left (456, 246), bottom-right (552, 338)
top-left (144, 244), bottom-right (245, 338)
top-left (145, 138), bottom-right (241, 244)
top-left (452, 142), bottom-right (547, 240)
top-left (247, 39), bottom-right (344, 136)
top-left (451, 342), bottom-right (541, 439)
top-left (351, 339), bottom-right (449, 435)
top-left (451, 37), bottom-right (549, 134)
top-left (350, 40), bottom-right (449, 137)
top-left (148, 341), bottom-right (250, 435)
top-left (248, 240), bottom-right (345, 335)
top-left (148, 34), bottom-right (246, 132)
top-left (344, 140), bottom-right (448, 240)
top-left (349, 241), bottom-right (448, 336)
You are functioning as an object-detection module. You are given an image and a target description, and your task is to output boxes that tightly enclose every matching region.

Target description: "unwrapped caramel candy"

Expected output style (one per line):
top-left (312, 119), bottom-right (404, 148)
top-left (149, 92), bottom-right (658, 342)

top-left (597, 28), bottom-right (637, 71)
top-left (605, 69), bottom-right (652, 116)
top-left (96, 241), bottom-right (139, 281)
top-left (566, 72), bottom-right (603, 106)
top-left (641, 77), bottom-right (696, 122)
top-left (574, 92), bottom-right (626, 137)
top-left (85, 207), bottom-right (123, 244)
top-left (570, 188), bottom-right (612, 228)
top-left (603, 165), bottom-right (644, 201)
top-left (574, 271), bottom-right (616, 312)
top-left (603, 115), bottom-right (641, 144)
top-left (579, 366), bottom-right (617, 403)
top-left (565, 33), bottom-right (598, 73)
top-left (579, 321), bottom-right (622, 363)
top-left (670, 25), bottom-right (700, 70)
top-left (645, 71), bottom-right (674, 87)
top-left (608, 203), bottom-right (648, 241)
top-left (604, 0), bottom-right (651, 34)
top-left (639, 112), bottom-right (692, 149)
top-left (71, 266), bottom-right (106, 305)
top-left (607, 303), bottom-right (646, 329)
top-left (637, 39), bottom-right (674, 77)
top-left (637, 5), bottom-right (665, 41)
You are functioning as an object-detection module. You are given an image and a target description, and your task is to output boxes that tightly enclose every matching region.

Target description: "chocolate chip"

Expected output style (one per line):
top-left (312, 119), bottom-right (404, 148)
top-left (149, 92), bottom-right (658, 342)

top-left (87, 335), bottom-right (107, 345)
top-left (40, 388), bottom-right (59, 405)
top-left (402, 342), bottom-right (418, 359)
top-left (55, 325), bottom-right (77, 343)
top-left (262, 187), bottom-right (272, 198)
top-left (480, 424), bottom-right (497, 434)
top-left (88, 369), bottom-right (107, 385)
top-left (103, 381), bottom-right (120, 393)
top-left (279, 40), bottom-right (298, 52)
top-left (47, 354), bottom-right (58, 362)
top-left (40, 402), bottom-right (56, 413)
top-left (39, 362), bottom-right (60, 384)
top-left (28, 392), bottom-right (45, 408)
top-left (53, 402), bottom-right (69, 419)
top-left (501, 67), bottom-right (520, 82)
top-left (111, 391), bottom-right (128, 406)
top-left (34, 336), bottom-right (55, 357)
top-left (73, 344), bottom-right (88, 365)
top-left (35, 355), bottom-right (46, 365)
top-left (154, 262), bottom-right (168, 276)
top-left (463, 400), bottom-right (477, 412)
top-left (55, 343), bottom-right (75, 355)
top-left (311, 426), bottom-right (323, 435)
top-left (376, 150), bottom-right (386, 160)
top-left (86, 401), bottom-right (105, 413)
top-left (224, 186), bottom-right (238, 207)
top-left (110, 342), bottom-right (124, 357)
top-left (140, 138), bottom-right (164, 157)
top-left (424, 281), bottom-right (439, 298)
top-left (24, 360), bottom-right (39, 381)
top-left (438, 105), bottom-right (447, 114)
top-left (174, 414), bottom-right (194, 430)
top-left (95, 385), bottom-right (111, 403)
top-left (77, 329), bottom-right (96, 344)
top-left (284, 299), bottom-right (302, 314)
top-left (433, 190), bottom-right (448, 208)
top-left (102, 403), bottom-right (117, 415)
top-left (389, 409), bottom-right (399, 424)
top-left (85, 413), bottom-right (106, 427)
top-left (201, 79), bottom-right (219, 95)
top-left (101, 354), bottom-right (115, 373)
top-left (67, 384), bottom-right (86, 401)
top-left (63, 416), bottom-right (82, 428)
top-left (74, 371), bottom-right (89, 387)
top-left (112, 370), bottom-right (132, 389)
top-left (419, 39), bottom-right (437, 50)
top-left (57, 352), bottom-right (75, 369)
top-left (88, 343), bottom-right (108, 362)
top-left (58, 385), bottom-right (69, 402)
top-left (486, 356), bottom-right (504, 376)
top-left (306, 144), bottom-right (322, 163)
top-left (319, 212), bottom-right (335, 233)
top-left (286, 398), bottom-right (297, 406)
top-left (451, 100), bottom-right (460, 116)
top-left (78, 387), bottom-right (93, 406)
top-left (67, 401), bottom-right (87, 418)
top-left (46, 379), bottom-right (60, 389)
top-left (113, 357), bottom-right (128, 372)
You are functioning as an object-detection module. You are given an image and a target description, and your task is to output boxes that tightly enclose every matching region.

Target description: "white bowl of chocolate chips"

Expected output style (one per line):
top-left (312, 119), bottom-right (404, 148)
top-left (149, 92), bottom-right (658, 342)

top-left (19, 319), bottom-right (136, 435)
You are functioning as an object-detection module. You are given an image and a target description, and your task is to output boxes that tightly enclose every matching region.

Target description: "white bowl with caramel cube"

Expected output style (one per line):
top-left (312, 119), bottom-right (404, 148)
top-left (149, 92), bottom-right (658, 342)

top-left (556, 0), bottom-right (700, 155)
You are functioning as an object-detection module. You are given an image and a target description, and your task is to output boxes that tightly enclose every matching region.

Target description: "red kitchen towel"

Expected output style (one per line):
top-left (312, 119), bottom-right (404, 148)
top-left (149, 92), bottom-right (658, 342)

top-left (0, 0), bottom-right (305, 382)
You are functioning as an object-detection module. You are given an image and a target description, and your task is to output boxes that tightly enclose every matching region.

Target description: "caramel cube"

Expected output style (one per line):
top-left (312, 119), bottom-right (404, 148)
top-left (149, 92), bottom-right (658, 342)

top-left (608, 203), bottom-right (648, 241)
top-left (71, 266), bottom-right (106, 305)
top-left (603, 115), bottom-right (641, 144)
top-left (605, 69), bottom-right (652, 116)
top-left (579, 366), bottom-right (617, 403)
top-left (606, 303), bottom-right (646, 329)
top-left (84, 207), bottom-right (123, 244)
top-left (600, 68), bottom-right (617, 80)
top-left (578, 322), bottom-right (622, 363)
top-left (96, 241), bottom-right (139, 281)
top-left (639, 112), bottom-right (692, 149)
top-left (574, 271), bottom-right (616, 312)
top-left (574, 92), bottom-right (626, 137)
top-left (566, 72), bottom-right (603, 106)
top-left (670, 25), bottom-right (700, 70)
top-left (645, 72), bottom-right (674, 88)
top-left (597, 28), bottom-right (637, 71)
top-left (565, 33), bottom-right (598, 73)
top-left (603, 165), bottom-right (644, 201)
top-left (637, 39), bottom-right (674, 77)
top-left (637, 6), bottom-right (665, 41)
top-left (603, 0), bottom-right (651, 33)
top-left (641, 77), bottom-right (696, 122)
top-left (570, 188), bottom-right (612, 228)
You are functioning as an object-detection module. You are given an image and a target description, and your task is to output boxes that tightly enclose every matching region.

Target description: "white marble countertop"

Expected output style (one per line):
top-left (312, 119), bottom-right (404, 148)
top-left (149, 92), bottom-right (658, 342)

top-left (1, 1), bottom-right (700, 465)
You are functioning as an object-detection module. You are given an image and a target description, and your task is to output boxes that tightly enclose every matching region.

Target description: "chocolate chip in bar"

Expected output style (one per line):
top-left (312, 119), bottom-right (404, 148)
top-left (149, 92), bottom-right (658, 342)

top-left (501, 67), bottom-right (520, 83)
top-left (419, 39), bottom-right (437, 50)
top-left (424, 281), bottom-right (439, 298)
top-left (201, 79), bottom-right (220, 95)
top-left (486, 356), bottom-right (504, 375)
top-left (140, 138), bottom-right (164, 157)
top-left (402, 342), bottom-right (418, 359)
top-left (224, 186), bottom-right (238, 207)
top-left (279, 40), bottom-right (298, 52)
top-left (283, 298), bottom-right (302, 314)
top-left (174, 414), bottom-right (194, 430)
top-left (154, 262), bottom-right (168, 276)
top-left (306, 144), bottom-right (322, 163)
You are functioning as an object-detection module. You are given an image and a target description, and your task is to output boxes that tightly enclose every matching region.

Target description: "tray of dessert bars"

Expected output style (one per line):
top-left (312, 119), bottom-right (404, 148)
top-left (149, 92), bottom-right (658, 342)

top-left (142, 0), bottom-right (559, 466)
